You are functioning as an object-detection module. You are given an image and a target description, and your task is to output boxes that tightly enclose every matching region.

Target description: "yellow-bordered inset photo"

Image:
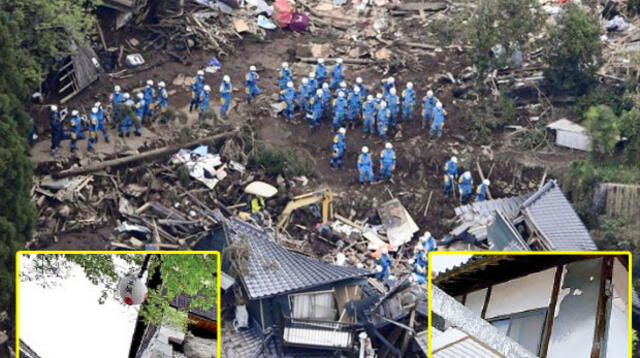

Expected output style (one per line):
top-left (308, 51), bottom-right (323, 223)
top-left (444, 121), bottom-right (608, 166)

top-left (428, 251), bottom-right (632, 358)
top-left (15, 251), bottom-right (221, 358)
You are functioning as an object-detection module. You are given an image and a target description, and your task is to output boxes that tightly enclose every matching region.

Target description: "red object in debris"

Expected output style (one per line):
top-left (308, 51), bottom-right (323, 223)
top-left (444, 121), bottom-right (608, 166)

top-left (274, 0), bottom-right (293, 28)
top-left (289, 11), bottom-right (310, 32)
top-left (124, 297), bottom-right (134, 305)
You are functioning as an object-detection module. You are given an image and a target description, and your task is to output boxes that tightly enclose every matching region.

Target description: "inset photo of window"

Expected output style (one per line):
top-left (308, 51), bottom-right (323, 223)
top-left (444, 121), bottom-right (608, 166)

top-left (16, 251), bottom-right (220, 358)
top-left (428, 253), bottom-right (632, 358)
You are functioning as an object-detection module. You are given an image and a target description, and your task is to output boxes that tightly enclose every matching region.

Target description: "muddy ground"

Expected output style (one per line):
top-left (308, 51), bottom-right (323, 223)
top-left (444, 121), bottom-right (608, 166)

top-left (29, 20), bottom-right (583, 251)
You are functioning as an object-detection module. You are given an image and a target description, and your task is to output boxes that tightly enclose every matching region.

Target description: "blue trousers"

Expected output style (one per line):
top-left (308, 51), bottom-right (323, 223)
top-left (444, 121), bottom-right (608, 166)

top-left (359, 167), bottom-right (374, 183)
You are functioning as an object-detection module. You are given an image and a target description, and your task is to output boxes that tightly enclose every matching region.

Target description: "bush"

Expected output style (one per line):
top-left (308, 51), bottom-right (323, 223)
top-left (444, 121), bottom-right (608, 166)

top-left (619, 108), bottom-right (640, 166)
top-left (583, 105), bottom-right (621, 157)
top-left (469, 0), bottom-right (544, 74)
top-left (575, 86), bottom-right (628, 117)
top-left (249, 142), bottom-right (314, 177)
top-left (544, 4), bottom-right (602, 94)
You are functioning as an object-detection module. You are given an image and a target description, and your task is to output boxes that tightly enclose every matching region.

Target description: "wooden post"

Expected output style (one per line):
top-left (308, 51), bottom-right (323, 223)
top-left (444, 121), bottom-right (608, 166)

top-left (590, 257), bottom-right (614, 358)
top-left (481, 285), bottom-right (492, 319)
top-left (540, 265), bottom-right (564, 358)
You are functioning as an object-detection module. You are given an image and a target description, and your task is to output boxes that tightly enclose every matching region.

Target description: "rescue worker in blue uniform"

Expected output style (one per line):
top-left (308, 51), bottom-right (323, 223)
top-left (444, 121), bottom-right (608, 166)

top-left (330, 58), bottom-right (344, 89)
top-left (357, 146), bottom-right (374, 184)
top-left (298, 78), bottom-right (312, 113)
top-left (422, 90), bottom-right (437, 129)
top-left (458, 171), bottom-right (474, 204)
top-left (476, 179), bottom-right (491, 202)
top-left (110, 85), bottom-right (124, 128)
top-left (190, 70), bottom-right (205, 112)
top-left (420, 232), bottom-right (438, 252)
top-left (156, 82), bottom-right (169, 115)
top-left (387, 87), bottom-right (400, 130)
top-left (245, 66), bottom-right (261, 104)
top-left (374, 93), bottom-right (383, 109)
top-left (87, 107), bottom-right (99, 151)
top-left (346, 86), bottom-right (362, 129)
top-left (307, 89), bottom-right (324, 129)
top-left (69, 110), bottom-right (85, 151)
top-left (375, 247), bottom-right (392, 280)
top-left (308, 71), bottom-right (318, 90)
top-left (94, 102), bottom-right (109, 143)
top-left (278, 62), bottom-right (292, 91)
top-left (362, 95), bottom-right (376, 138)
top-left (321, 82), bottom-right (331, 118)
top-left (281, 81), bottom-right (297, 121)
top-left (431, 101), bottom-right (446, 137)
top-left (133, 93), bottom-right (145, 136)
top-left (119, 93), bottom-right (134, 137)
top-left (354, 77), bottom-right (368, 98)
top-left (382, 77), bottom-right (394, 97)
top-left (379, 142), bottom-right (396, 183)
top-left (219, 75), bottom-right (232, 117)
top-left (49, 105), bottom-right (63, 156)
top-left (332, 91), bottom-right (347, 131)
top-left (334, 127), bottom-right (347, 152)
top-left (143, 80), bottom-right (155, 121)
top-left (377, 101), bottom-right (390, 139)
top-left (443, 156), bottom-right (458, 196)
top-left (409, 245), bottom-right (428, 284)
top-left (401, 82), bottom-right (416, 121)
top-left (329, 130), bottom-right (346, 169)
top-left (316, 58), bottom-right (327, 85)
top-left (199, 85), bottom-right (211, 122)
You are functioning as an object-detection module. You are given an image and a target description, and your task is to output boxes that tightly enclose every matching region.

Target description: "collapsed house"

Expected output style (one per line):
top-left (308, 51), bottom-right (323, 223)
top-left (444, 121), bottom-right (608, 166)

top-left (193, 216), bottom-right (428, 357)
top-left (431, 255), bottom-right (631, 358)
top-left (448, 180), bottom-right (598, 251)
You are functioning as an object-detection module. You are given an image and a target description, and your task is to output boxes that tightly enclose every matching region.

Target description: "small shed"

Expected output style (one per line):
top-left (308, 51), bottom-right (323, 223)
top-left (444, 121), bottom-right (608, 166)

top-left (546, 118), bottom-right (591, 151)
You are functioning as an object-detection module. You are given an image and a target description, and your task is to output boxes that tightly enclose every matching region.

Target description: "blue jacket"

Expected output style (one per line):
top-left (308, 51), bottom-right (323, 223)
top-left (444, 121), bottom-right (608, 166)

top-left (316, 64), bottom-right (327, 79)
top-left (459, 175), bottom-right (474, 195)
top-left (358, 152), bottom-right (373, 171)
top-left (363, 100), bottom-right (375, 119)
top-left (193, 75), bottom-right (204, 94)
top-left (331, 64), bottom-right (343, 81)
top-left (220, 81), bottom-right (232, 98)
top-left (433, 107), bottom-right (445, 126)
top-left (110, 92), bottom-right (124, 105)
top-left (402, 88), bottom-right (415, 106)
top-left (333, 97), bottom-right (347, 114)
top-left (50, 111), bottom-right (62, 133)
top-left (246, 71), bottom-right (259, 87)
top-left (143, 85), bottom-right (155, 101)
top-left (135, 99), bottom-right (145, 118)
top-left (283, 87), bottom-right (296, 103)
top-left (380, 148), bottom-right (396, 168)
top-left (70, 115), bottom-right (83, 134)
top-left (157, 88), bottom-right (168, 107)
top-left (200, 90), bottom-right (210, 110)
top-left (444, 160), bottom-right (457, 176)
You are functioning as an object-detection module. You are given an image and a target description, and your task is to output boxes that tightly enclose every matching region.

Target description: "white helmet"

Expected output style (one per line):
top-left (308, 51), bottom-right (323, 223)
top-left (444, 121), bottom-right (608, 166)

top-left (340, 81), bottom-right (346, 88)
top-left (367, 95), bottom-right (373, 101)
top-left (436, 101), bottom-right (443, 109)
top-left (318, 58), bottom-right (324, 64)
top-left (197, 70), bottom-right (204, 76)
top-left (339, 127), bottom-right (346, 134)
top-left (483, 179), bottom-right (491, 186)
top-left (71, 110), bottom-right (79, 116)
top-left (94, 102), bottom-right (101, 108)
top-left (407, 82), bottom-right (413, 89)
top-left (354, 86), bottom-right (360, 93)
top-left (310, 72), bottom-right (316, 78)
top-left (137, 93), bottom-right (144, 99)
top-left (421, 232), bottom-right (431, 241)
top-left (376, 93), bottom-right (383, 99)
top-left (158, 81), bottom-right (166, 88)
top-left (375, 264), bottom-right (383, 273)
top-left (316, 89), bottom-right (323, 96)
top-left (463, 171), bottom-right (472, 179)
top-left (114, 85), bottom-right (121, 92)
top-left (302, 78), bottom-right (309, 84)
top-left (362, 146), bottom-right (369, 153)
top-left (322, 82), bottom-right (329, 89)
top-left (380, 101), bottom-right (387, 108)
top-left (385, 142), bottom-right (392, 149)
top-left (123, 93), bottom-right (130, 99)
top-left (390, 87), bottom-right (397, 95)
top-left (50, 105), bottom-right (58, 111)
top-left (389, 77), bottom-right (395, 84)
top-left (338, 91), bottom-right (345, 98)
top-left (356, 77), bottom-right (363, 84)
top-left (451, 156), bottom-right (458, 163)
top-left (381, 247), bottom-right (388, 254)
top-left (282, 62), bottom-right (289, 68)
top-left (427, 90), bottom-right (434, 97)
top-left (250, 65), bottom-right (257, 71)
top-left (223, 75), bottom-right (230, 82)
top-left (91, 107), bottom-right (98, 114)
top-left (146, 80), bottom-right (153, 86)
top-left (287, 81), bottom-right (294, 88)
top-left (336, 58), bottom-right (343, 64)
top-left (203, 85), bottom-right (211, 91)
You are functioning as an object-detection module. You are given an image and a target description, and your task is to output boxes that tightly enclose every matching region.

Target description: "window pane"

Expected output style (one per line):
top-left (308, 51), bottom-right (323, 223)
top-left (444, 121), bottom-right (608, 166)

top-left (508, 311), bottom-right (546, 355)
top-left (491, 319), bottom-right (510, 335)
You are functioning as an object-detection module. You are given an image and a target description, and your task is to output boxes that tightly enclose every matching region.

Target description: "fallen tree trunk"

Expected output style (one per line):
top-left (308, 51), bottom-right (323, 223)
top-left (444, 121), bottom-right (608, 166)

top-left (296, 57), bottom-right (373, 65)
top-left (54, 128), bottom-right (239, 178)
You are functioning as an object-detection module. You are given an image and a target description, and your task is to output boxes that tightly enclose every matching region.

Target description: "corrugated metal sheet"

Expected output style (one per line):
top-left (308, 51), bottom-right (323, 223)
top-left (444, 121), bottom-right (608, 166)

top-left (433, 327), bottom-right (506, 358)
top-left (283, 327), bottom-right (352, 348)
top-left (455, 194), bottom-right (531, 219)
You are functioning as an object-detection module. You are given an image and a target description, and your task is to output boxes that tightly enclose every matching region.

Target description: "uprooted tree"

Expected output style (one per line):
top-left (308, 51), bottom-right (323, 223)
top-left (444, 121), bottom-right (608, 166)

top-left (468, 0), bottom-right (544, 75)
top-left (20, 254), bottom-right (218, 331)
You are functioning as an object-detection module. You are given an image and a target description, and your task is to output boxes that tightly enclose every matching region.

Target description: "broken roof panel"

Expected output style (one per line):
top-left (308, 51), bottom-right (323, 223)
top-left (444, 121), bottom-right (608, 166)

top-left (225, 218), bottom-right (371, 300)
top-left (455, 193), bottom-right (531, 219)
top-left (521, 180), bottom-right (597, 251)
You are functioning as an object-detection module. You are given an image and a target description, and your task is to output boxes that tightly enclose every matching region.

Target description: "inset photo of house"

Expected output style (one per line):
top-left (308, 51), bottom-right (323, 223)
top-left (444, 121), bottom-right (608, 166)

top-left (428, 253), bottom-right (633, 358)
top-left (16, 251), bottom-right (220, 358)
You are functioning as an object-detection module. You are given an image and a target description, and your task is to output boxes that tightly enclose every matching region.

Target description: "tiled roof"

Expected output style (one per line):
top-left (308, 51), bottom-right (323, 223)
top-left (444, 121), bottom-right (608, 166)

top-left (521, 180), bottom-right (597, 251)
top-left (171, 292), bottom-right (216, 321)
top-left (225, 218), bottom-right (371, 300)
top-left (454, 193), bottom-right (531, 219)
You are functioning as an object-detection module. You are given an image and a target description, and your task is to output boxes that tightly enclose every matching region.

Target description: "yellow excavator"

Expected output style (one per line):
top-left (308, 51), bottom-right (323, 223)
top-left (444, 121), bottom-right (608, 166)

top-left (276, 188), bottom-right (334, 231)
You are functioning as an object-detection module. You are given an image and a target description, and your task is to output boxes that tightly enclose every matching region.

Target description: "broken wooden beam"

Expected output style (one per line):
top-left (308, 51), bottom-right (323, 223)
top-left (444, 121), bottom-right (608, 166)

top-left (296, 57), bottom-right (373, 65)
top-left (54, 129), bottom-right (239, 178)
top-left (388, 2), bottom-right (447, 12)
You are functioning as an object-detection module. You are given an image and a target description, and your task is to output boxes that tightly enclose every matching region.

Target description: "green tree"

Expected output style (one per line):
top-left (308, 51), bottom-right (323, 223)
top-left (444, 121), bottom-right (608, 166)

top-left (0, 11), bottom-right (37, 314)
top-left (544, 4), bottom-right (602, 93)
top-left (469, 0), bottom-right (544, 74)
top-left (619, 108), bottom-right (640, 166)
top-left (584, 105), bottom-right (621, 157)
top-left (20, 254), bottom-right (218, 331)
